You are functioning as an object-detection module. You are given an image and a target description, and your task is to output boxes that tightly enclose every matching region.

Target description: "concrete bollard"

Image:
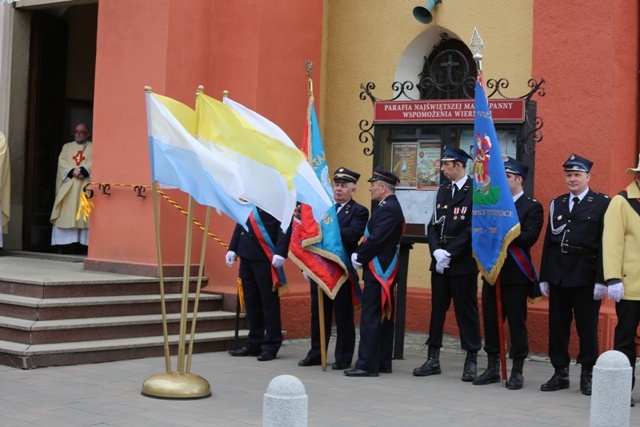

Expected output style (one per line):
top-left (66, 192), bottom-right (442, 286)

top-left (590, 350), bottom-right (632, 427)
top-left (263, 374), bottom-right (308, 427)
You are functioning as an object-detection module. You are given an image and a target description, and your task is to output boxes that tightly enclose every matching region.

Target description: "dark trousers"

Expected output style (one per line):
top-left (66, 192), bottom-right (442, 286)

top-left (548, 284), bottom-right (600, 368)
top-left (354, 279), bottom-right (394, 373)
top-left (614, 299), bottom-right (640, 387)
top-left (427, 272), bottom-right (481, 351)
top-left (239, 258), bottom-right (283, 354)
top-left (481, 280), bottom-right (529, 360)
top-left (306, 279), bottom-right (355, 364)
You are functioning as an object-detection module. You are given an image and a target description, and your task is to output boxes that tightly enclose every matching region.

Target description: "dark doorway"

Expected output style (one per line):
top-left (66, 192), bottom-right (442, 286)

top-left (23, 4), bottom-right (97, 252)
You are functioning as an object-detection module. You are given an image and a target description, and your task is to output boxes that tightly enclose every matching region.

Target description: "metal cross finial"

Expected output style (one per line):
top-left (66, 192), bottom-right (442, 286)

top-left (469, 28), bottom-right (484, 61)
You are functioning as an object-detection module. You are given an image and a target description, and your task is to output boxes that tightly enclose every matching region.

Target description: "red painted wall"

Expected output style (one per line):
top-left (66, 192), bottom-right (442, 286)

top-left (88, 0), bottom-right (324, 304)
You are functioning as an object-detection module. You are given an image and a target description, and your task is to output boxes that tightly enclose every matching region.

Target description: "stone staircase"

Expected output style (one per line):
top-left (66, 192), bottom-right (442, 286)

top-left (0, 253), bottom-right (246, 369)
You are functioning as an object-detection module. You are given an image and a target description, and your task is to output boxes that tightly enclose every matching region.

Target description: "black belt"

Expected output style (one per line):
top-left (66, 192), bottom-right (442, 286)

top-left (440, 235), bottom-right (458, 245)
top-left (558, 244), bottom-right (597, 255)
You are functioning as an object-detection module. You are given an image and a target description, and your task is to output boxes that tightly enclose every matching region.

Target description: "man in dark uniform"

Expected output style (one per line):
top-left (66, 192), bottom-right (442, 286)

top-left (539, 153), bottom-right (610, 395)
top-left (472, 157), bottom-right (544, 390)
top-left (225, 208), bottom-right (292, 361)
top-left (298, 167), bottom-right (369, 370)
top-left (344, 167), bottom-right (404, 377)
top-left (413, 146), bottom-right (481, 382)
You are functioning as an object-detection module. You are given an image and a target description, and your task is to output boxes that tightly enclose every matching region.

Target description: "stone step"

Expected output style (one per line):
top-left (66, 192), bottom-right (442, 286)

top-left (0, 292), bottom-right (223, 320)
top-left (0, 329), bottom-right (250, 369)
top-left (0, 310), bottom-right (242, 344)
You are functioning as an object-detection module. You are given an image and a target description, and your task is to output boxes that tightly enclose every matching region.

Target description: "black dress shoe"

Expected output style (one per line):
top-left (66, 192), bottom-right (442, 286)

top-left (343, 368), bottom-right (379, 377)
top-left (257, 351), bottom-right (276, 361)
top-left (331, 362), bottom-right (351, 370)
top-left (298, 357), bottom-right (321, 367)
top-left (228, 347), bottom-right (260, 357)
top-left (380, 368), bottom-right (393, 374)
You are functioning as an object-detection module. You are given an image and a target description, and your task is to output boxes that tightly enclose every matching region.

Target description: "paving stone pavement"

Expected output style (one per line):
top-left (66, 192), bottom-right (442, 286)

top-left (1, 332), bottom-right (638, 426)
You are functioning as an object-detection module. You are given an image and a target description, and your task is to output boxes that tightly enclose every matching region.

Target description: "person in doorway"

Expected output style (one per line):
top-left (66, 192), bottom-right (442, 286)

top-left (298, 167), bottom-right (368, 370)
top-left (472, 157), bottom-right (543, 390)
top-left (0, 131), bottom-right (10, 253)
top-left (413, 146), bottom-right (482, 382)
top-left (539, 153), bottom-right (610, 396)
top-left (344, 167), bottom-right (404, 377)
top-left (50, 123), bottom-right (92, 254)
top-left (225, 208), bottom-right (292, 361)
top-left (603, 153), bottom-right (640, 407)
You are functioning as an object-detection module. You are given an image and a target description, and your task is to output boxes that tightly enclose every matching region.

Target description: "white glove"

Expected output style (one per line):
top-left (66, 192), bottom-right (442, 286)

top-left (436, 262), bottom-right (446, 274)
top-left (225, 251), bottom-right (236, 267)
top-left (539, 281), bottom-right (550, 297)
top-left (433, 249), bottom-right (449, 264)
top-left (271, 254), bottom-right (285, 269)
top-left (593, 283), bottom-right (607, 301)
top-left (302, 271), bottom-right (310, 281)
top-left (351, 253), bottom-right (363, 270)
top-left (608, 282), bottom-right (625, 303)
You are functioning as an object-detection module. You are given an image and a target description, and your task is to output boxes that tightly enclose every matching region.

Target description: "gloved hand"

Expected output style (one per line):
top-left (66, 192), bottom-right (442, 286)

top-left (539, 281), bottom-right (550, 297)
top-left (225, 251), bottom-right (236, 267)
top-left (351, 253), bottom-right (362, 270)
top-left (433, 249), bottom-right (449, 264)
top-left (436, 262), bottom-right (446, 274)
top-left (608, 281), bottom-right (625, 303)
top-left (593, 283), bottom-right (607, 301)
top-left (302, 271), bottom-right (310, 281)
top-left (271, 254), bottom-right (285, 269)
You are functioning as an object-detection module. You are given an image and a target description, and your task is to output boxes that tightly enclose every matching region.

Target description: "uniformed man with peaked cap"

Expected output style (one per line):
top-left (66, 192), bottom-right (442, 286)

top-left (539, 153), bottom-right (610, 396)
top-left (299, 167), bottom-right (368, 370)
top-left (414, 145), bottom-right (482, 382)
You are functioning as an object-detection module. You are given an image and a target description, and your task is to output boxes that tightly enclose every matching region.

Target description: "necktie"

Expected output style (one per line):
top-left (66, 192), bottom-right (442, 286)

top-left (335, 203), bottom-right (342, 213)
top-left (452, 185), bottom-right (458, 198)
top-left (571, 196), bottom-right (579, 212)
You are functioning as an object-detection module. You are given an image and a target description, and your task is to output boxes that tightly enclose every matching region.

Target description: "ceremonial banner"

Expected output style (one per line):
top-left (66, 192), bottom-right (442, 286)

top-left (145, 92), bottom-right (252, 226)
top-left (471, 76), bottom-right (521, 284)
top-left (288, 98), bottom-right (351, 299)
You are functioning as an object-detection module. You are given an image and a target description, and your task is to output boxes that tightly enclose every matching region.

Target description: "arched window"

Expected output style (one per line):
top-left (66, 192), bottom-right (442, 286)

top-left (418, 36), bottom-right (476, 100)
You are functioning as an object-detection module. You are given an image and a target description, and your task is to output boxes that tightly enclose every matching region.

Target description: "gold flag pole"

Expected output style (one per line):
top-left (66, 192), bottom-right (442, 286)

top-left (186, 85), bottom-right (211, 373)
top-left (177, 195), bottom-right (195, 374)
top-left (307, 61), bottom-right (327, 372)
top-left (141, 86), bottom-right (210, 398)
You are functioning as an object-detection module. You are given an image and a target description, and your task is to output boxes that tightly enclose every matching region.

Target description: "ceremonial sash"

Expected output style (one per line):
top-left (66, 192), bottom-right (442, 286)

top-left (248, 208), bottom-right (288, 294)
top-left (507, 245), bottom-right (541, 303)
top-left (363, 225), bottom-right (400, 320)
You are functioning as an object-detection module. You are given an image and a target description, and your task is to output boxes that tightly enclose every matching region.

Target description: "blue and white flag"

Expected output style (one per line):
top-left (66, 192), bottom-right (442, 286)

top-left (471, 75), bottom-right (521, 284)
top-left (145, 91), bottom-right (252, 227)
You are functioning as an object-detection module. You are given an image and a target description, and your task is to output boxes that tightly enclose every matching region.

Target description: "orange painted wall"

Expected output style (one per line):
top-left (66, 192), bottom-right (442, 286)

top-left (88, 0), bottom-right (324, 302)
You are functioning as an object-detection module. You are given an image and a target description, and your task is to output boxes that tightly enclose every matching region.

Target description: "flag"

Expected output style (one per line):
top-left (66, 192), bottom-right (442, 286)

top-left (145, 91), bottom-right (252, 226)
top-left (288, 98), bottom-right (351, 299)
top-left (196, 93), bottom-right (303, 230)
top-left (221, 96), bottom-right (333, 225)
top-left (471, 75), bottom-right (521, 284)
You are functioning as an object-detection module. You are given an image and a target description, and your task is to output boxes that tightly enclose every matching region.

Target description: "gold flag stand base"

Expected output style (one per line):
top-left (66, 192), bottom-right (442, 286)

top-left (141, 372), bottom-right (211, 399)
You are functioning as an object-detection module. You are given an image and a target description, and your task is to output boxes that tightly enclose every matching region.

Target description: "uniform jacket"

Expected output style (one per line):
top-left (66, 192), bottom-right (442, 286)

top-left (500, 195), bottom-right (544, 285)
top-left (603, 181), bottom-right (640, 300)
top-left (229, 208), bottom-right (292, 262)
top-left (354, 194), bottom-right (404, 282)
top-left (427, 176), bottom-right (477, 275)
top-left (337, 199), bottom-right (369, 256)
top-left (539, 189), bottom-right (610, 287)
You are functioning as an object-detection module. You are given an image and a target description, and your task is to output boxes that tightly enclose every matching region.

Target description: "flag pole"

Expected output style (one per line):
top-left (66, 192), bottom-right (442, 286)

top-left (186, 86), bottom-right (211, 373)
top-left (222, 89), bottom-right (244, 353)
top-left (471, 29), bottom-right (508, 383)
top-left (141, 87), bottom-right (210, 398)
top-left (307, 61), bottom-right (328, 371)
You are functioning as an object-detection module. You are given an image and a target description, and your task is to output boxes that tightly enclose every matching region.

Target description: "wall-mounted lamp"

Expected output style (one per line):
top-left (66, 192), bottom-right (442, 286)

top-left (413, 0), bottom-right (442, 24)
